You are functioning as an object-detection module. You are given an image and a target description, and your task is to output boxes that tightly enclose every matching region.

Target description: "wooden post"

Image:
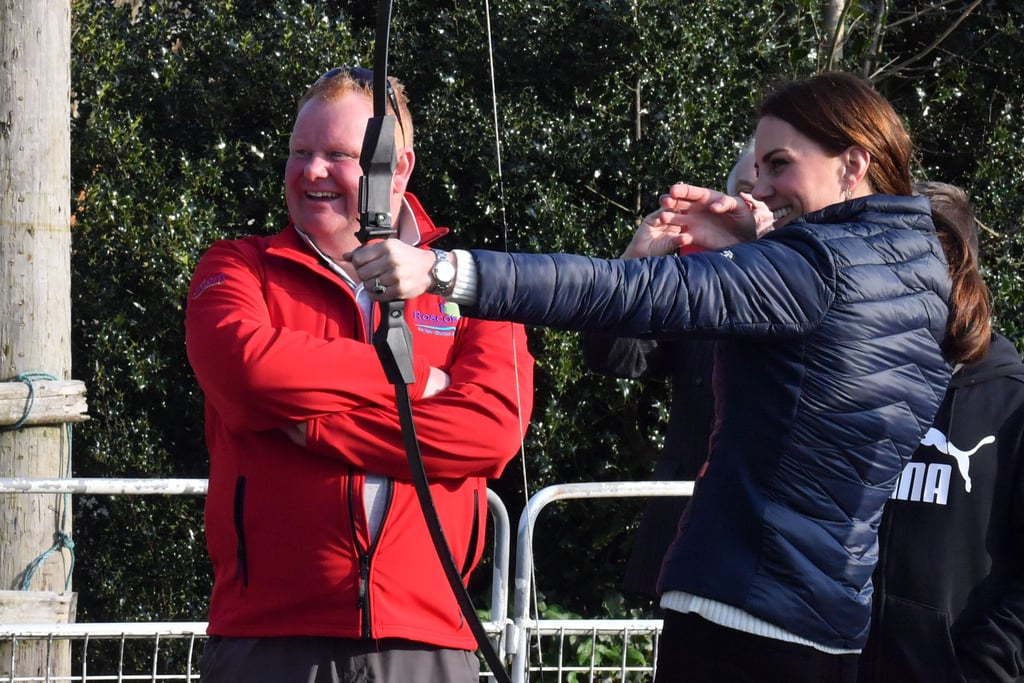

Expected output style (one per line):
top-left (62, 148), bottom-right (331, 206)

top-left (0, 380), bottom-right (88, 428)
top-left (0, 0), bottom-right (76, 679)
top-left (0, 591), bottom-right (78, 679)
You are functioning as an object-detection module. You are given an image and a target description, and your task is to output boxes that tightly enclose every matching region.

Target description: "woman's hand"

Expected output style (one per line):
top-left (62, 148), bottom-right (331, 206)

top-left (621, 210), bottom-right (689, 259)
top-left (649, 183), bottom-right (761, 251)
top-left (740, 192), bottom-right (776, 237)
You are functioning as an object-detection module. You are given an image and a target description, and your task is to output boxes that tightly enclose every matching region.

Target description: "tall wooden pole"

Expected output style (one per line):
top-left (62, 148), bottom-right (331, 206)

top-left (0, 0), bottom-right (75, 678)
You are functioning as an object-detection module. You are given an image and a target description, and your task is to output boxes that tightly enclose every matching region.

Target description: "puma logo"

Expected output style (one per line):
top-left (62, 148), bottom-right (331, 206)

top-left (919, 428), bottom-right (995, 493)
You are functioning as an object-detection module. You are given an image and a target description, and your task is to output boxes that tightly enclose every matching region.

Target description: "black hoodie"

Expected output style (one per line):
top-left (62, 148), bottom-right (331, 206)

top-left (860, 333), bottom-right (1024, 682)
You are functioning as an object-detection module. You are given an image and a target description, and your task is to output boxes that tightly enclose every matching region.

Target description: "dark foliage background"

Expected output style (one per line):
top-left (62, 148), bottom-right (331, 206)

top-left (69, 0), bottom-right (1024, 628)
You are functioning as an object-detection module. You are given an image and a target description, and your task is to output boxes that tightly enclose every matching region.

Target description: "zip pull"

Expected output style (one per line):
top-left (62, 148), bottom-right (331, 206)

top-left (358, 553), bottom-right (371, 608)
top-left (358, 553), bottom-right (373, 638)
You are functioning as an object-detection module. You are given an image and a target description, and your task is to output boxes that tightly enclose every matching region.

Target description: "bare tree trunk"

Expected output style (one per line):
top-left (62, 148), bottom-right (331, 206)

top-left (823, 0), bottom-right (848, 67)
top-left (0, 0), bottom-right (75, 678)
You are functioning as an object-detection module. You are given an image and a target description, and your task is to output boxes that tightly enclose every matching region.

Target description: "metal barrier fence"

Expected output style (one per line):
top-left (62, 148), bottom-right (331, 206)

top-left (509, 481), bottom-right (692, 682)
top-left (0, 478), bottom-right (692, 682)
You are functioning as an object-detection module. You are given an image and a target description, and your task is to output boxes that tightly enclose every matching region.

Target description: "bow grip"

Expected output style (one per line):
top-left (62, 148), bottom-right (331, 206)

top-left (356, 115), bottom-right (398, 244)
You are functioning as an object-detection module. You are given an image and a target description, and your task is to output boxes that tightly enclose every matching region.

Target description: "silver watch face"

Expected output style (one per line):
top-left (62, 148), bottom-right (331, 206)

top-left (433, 259), bottom-right (456, 285)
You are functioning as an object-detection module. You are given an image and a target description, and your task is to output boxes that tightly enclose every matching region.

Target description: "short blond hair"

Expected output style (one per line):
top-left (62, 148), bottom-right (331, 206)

top-left (297, 68), bottom-right (413, 148)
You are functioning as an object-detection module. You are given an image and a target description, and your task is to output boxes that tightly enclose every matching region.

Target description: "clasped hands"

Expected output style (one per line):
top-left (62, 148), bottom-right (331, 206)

top-left (623, 183), bottom-right (774, 259)
top-left (347, 182), bottom-right (774, 301)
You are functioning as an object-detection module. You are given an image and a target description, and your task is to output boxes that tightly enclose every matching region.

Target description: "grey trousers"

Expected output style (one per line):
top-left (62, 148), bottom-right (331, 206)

top-left (199, 636), bottom-right (481, 683)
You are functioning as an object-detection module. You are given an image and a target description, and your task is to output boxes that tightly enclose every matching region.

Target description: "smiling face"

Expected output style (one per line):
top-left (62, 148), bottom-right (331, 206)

top-left (285, 92), bottom-right (370, 256)
top-left (285, 90), bottom-right (415, 259)
top-left (751, 115), bottom-right (851, 229)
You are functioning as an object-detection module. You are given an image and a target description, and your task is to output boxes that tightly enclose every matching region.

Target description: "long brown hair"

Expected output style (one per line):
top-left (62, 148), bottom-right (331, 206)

top-left (915, 181), bottom-right (991, 364)
top-left (759, 72), bottom-right (913, 196)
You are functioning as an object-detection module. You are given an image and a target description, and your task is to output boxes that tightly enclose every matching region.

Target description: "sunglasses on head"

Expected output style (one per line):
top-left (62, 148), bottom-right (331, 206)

top-left (315, 66), bottom-right (407, 145)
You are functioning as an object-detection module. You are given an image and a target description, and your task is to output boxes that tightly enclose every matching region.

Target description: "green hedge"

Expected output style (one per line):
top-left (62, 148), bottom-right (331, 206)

top-left (70, 0), bottom-right (1024, 628)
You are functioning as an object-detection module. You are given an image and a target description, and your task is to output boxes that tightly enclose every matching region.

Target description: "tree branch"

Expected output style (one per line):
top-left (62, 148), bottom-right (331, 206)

top-left (873, 0), bottom-right (983, 80)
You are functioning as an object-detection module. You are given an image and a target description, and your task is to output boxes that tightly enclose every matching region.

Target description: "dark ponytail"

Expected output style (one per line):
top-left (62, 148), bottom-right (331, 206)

top-left (915, 182), bottom-right (991, 364)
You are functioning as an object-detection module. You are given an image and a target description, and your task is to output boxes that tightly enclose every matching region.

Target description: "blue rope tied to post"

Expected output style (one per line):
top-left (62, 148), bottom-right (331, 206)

top-left (20, 533), bottom-right (75, 591)
top-left (1, 370), bottom-right (59, 431)
top-left (3, 371), bottom-right (77, 591)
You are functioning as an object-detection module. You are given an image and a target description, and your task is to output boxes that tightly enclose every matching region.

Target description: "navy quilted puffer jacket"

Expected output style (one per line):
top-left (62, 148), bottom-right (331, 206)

top-left (466, 195), bottom-right (952, 649)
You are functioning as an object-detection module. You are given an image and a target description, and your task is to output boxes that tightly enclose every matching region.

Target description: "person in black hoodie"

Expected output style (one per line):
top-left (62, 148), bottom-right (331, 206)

top-left (859, 181), bottom-right (1024, 682)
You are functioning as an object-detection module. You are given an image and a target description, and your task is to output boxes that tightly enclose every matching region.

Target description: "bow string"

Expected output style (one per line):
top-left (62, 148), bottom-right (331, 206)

top-left (355, 1), bottom-right (515, 681)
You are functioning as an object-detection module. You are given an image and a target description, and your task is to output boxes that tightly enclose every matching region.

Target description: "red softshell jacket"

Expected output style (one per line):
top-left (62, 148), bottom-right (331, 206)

top-left (185, 195), bottom-right (533, 649)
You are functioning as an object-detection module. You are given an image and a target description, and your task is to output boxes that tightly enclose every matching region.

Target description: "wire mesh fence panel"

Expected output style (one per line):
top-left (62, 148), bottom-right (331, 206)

top-left (517, 620), bottom-right (661, 682)
top-left (0, 630), bottom-right (203, 683)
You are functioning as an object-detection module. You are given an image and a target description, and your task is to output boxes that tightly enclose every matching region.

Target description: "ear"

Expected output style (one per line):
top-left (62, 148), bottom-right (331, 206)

top-left (392, 146), bottom-right (416, 196)
top-left (842, 146), bottom-right (871, 194)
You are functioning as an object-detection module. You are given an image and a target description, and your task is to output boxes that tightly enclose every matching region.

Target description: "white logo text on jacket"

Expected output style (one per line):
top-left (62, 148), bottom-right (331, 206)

top-left (890, 428), bottom-right (995, 504)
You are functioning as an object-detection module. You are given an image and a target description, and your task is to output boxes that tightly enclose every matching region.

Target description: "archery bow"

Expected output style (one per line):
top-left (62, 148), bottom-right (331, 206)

top-left (355, 1), bottom-right (514, 681)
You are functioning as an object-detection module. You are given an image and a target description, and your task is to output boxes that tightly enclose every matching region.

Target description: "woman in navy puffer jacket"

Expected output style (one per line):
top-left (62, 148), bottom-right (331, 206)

top-left (351, 72), bottom-right (984, 683)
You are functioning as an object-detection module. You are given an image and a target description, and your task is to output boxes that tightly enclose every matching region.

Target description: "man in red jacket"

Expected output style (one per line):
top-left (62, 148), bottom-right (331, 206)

top-left (185, 67), bottom-right (534, 683)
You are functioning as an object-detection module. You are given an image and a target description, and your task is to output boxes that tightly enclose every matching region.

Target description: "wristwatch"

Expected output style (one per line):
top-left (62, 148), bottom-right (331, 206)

top-left (428, 248), bottom-right (456, 296)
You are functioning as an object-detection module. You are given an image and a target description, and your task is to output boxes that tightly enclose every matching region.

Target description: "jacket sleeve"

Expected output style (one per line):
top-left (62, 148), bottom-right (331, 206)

top-left (302, 319), bottom-right (534, 480)
top-left (957, 593), bottom-right (1024, 682)
top-left (956, 410), bottom-right (1024, 682)
top-left (184, 238), bottom-right (433, 431)
top-left (466, 234), bottom-right (835, 339)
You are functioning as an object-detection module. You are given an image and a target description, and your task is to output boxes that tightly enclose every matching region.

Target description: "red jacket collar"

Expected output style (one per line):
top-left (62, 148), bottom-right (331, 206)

top-left (400, 192), bottom-right (450, 247)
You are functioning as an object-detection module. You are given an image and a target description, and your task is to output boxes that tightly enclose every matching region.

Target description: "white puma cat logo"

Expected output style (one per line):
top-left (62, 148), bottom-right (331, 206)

top-left (919, 428), bottom-right (995, 493)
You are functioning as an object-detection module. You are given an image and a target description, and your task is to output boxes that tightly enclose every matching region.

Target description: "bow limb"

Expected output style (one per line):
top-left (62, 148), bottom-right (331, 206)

top-left (356, 1), bottom-right (514, 681)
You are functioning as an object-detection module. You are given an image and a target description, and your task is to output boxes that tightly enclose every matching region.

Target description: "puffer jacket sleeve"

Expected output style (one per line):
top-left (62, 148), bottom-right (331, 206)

top-left (466, 231), bottom-right (836, 338)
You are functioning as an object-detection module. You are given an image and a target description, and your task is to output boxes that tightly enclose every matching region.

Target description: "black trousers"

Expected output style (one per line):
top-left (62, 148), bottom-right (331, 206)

top-left (199, 636), bottom-right (480, 683)
top-left (654, 611), bottom-right (859, 683)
